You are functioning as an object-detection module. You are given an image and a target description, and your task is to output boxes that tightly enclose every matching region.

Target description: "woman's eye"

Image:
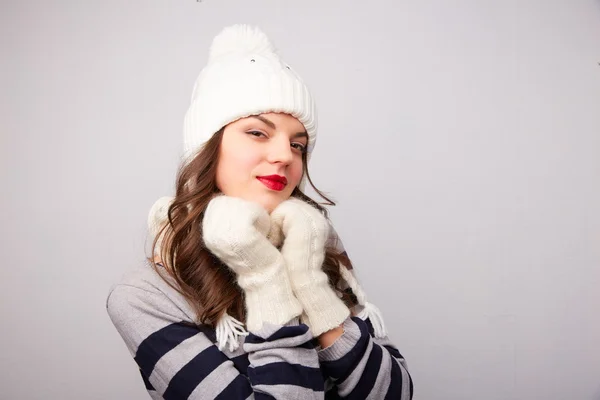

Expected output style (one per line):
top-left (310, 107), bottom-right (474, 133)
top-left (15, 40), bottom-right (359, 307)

top-left (247, 130), bottom-right (266, 138)
top-left (291, 142), bottom-right (307, 153)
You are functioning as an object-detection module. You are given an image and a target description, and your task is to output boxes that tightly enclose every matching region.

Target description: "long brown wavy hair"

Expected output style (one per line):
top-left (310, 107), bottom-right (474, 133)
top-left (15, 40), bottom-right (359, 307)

top-left (148, 127), bottom-right (357, 327)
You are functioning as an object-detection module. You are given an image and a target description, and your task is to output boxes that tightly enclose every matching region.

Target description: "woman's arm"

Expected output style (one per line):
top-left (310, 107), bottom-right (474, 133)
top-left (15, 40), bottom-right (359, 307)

top-left (106, 283), bottom-right (325, 399)
top-left (318, 325), bottom-right (345, 348)
top-left (319, 316), bottom-right (413, 399)
top-left (319, 227), bottom-right (414, 399)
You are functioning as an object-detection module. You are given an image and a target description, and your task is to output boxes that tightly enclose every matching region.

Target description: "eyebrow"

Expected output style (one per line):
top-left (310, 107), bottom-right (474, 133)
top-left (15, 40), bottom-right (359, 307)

top-left (250, 115), bottom-right (308, 140)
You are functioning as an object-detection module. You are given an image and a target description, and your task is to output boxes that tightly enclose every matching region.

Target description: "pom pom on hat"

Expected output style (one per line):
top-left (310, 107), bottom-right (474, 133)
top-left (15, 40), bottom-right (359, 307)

top-left (208, 24), bottom-right (276, 62)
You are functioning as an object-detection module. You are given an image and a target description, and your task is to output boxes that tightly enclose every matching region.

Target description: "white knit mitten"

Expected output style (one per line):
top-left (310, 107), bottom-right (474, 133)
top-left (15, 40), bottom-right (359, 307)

top-left (270, 198), bottom-right (350, 336)
top-left (203, 195), bottom-right (302, 332)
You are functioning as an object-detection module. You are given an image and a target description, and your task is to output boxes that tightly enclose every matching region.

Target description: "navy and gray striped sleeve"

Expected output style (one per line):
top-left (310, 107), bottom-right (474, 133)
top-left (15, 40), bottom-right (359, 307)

top-left (245, 323), bottom-right (325, 399)
top-left (319, 317), bottom-right (414, 399)
top-left (107, 284), bottom-right (325, 399)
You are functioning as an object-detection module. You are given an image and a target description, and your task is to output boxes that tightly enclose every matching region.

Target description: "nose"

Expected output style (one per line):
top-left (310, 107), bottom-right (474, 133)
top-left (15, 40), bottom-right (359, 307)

top-left (266, 136), bottom-right (294, 165)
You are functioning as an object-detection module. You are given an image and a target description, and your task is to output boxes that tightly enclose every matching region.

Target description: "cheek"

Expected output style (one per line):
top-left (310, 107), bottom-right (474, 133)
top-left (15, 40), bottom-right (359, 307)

top-left (230, 151), bottom-right (261, 172)
top-left (216, 146), bottom-right (262, 189)
top-left (288, 159), bottom-right (304, 186)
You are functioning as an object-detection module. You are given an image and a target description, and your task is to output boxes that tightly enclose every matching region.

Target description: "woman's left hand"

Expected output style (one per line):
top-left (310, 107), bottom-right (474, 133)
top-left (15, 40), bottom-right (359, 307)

top-left (270, 198), bottom-right (350, 337)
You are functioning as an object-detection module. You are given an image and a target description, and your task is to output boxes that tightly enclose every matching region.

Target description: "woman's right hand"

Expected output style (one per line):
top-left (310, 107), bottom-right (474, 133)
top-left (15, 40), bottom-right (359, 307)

top-left (203, 195), bottom-right (276, 272)
top-left (202, 195), bottom-right (302, 331)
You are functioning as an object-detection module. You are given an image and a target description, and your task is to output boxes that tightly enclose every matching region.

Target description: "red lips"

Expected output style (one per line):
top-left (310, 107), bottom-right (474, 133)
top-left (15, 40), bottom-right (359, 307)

top-left (257, 175), bottom-right (288, 191)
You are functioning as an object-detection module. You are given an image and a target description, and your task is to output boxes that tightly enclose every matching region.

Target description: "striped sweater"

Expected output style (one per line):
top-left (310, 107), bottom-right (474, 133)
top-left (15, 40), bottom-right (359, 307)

top-left (107, 262), bottom-right (413, 399)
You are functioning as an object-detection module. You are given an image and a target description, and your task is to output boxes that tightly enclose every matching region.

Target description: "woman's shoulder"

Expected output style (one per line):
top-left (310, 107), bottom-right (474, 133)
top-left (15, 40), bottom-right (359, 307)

top-left (106, 259), bottom-right (198, 324)
top-left (108, 259), bottom-right (170, 293)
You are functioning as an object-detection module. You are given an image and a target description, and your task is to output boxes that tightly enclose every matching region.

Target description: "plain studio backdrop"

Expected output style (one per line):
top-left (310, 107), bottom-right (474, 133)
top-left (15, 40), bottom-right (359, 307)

top-left (2, 1), bottom-right (599, 399)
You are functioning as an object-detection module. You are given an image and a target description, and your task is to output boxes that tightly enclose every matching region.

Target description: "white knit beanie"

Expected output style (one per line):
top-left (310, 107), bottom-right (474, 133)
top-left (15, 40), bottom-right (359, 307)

top-left (182, 24), bottom-right (318, 164)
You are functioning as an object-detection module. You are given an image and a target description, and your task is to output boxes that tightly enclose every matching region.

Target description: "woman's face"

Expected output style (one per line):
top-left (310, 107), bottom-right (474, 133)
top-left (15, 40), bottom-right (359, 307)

top-left (216, 112), bottom-right (308, 212)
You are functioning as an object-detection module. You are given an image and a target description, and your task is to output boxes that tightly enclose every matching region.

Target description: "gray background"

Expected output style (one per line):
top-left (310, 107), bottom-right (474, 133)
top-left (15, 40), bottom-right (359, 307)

top-left (2, 0), bottom-right (599, 399)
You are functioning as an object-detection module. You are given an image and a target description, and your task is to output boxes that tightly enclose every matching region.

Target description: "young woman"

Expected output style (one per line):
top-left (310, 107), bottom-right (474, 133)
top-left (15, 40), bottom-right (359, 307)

top-left (107, 24), bottom-right (414, 399)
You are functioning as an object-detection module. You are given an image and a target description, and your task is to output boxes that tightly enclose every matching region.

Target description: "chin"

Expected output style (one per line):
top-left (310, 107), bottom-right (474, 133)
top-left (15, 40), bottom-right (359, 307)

top-left (259, 198), bottom-right (283, 214)
top-left (255, 193), bottom-right (293, 213)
